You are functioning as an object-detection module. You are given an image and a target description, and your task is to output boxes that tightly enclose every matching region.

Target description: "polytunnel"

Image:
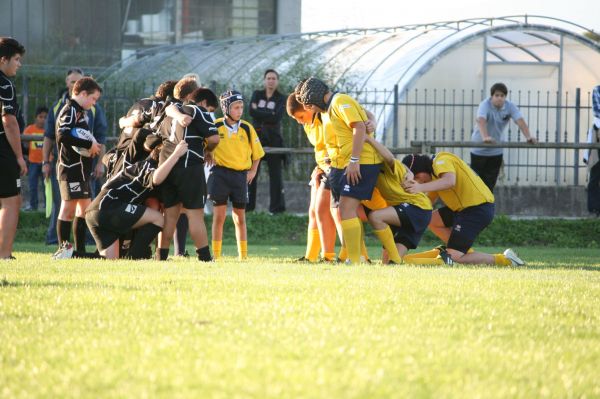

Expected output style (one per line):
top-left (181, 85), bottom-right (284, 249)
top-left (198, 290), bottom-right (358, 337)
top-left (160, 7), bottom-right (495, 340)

top-left (101, 15), bottom-right (600, 185)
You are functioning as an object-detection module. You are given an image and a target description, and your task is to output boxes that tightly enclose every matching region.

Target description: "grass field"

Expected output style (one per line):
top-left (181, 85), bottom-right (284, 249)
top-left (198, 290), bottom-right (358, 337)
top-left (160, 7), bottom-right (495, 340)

top-left (1, 244), bottom-right (599, 398)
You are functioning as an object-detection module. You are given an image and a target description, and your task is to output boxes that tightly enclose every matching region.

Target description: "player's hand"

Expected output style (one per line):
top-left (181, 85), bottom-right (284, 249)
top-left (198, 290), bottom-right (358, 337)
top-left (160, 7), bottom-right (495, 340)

top-left (247, 169), bottom-right (257, 184)
top-left (527, 136), bottom-right (538, 144)
top-left (204, 151), bottom-right (214, 166)
top-left (17, 157), bottom-right (27, 176)
top-left (42, 162), bottom-right (51, 179)
top-left (365, 119), bottom-right (376, 134)
top-left (177, 114), bottom-right (193, 127)
top-left (89, 142), bottom-right (101, 157)
top-left (174, 141), bottom-right (188, 157)
top-left (403, 179), bottom-right (423, 194)
top-left (94, 162), bottom-right (105, 178)
top-left (345, 162), bottom-right (361, 185)
top-left (482, 136), bottom-right (494, 143)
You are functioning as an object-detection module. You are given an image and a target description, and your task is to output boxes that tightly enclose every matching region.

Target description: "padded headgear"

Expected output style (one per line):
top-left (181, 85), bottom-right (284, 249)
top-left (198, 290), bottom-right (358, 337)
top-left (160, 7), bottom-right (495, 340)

top-left (295, 77), bottom-right (329, 110)
top-left (220, 90), bottom-right (244, 120)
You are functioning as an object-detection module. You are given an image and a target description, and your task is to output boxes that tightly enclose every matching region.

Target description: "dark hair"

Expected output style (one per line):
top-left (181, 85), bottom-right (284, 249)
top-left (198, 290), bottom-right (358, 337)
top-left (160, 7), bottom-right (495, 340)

top-left (35, 106), bottom-right (49, 116)
top-left (286, 93), bottom-right (304, 116)
top-left (174, 77), bottom-right (198, 101)
top-left (72, 77), bottom-right (102, 96)
top-left (189, 87), bottom-right (218, 108)
top-left (155, 80), bottom-right (177, 99)
top-left (490, 82), bottom-right (508, 97)
top-left (264, 69), bottom-right (279, 79)
top-left (0, 37), bottom-right (25, 60)
top-left (401, 154), bottom-right (433, 175)
top-left (66, 67), bottom-right (84, 76)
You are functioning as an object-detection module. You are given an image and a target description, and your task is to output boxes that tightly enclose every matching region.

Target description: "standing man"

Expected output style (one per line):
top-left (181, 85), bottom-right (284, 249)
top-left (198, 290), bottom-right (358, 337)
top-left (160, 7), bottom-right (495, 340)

top-left (248, 69), bottom-right (286, 213)
top-left (42, 68), bottom-right (107, 245)
top-left (23, 106), bottom-right (48, 210)
top-left (0, 37), bottom-right (26, 260)
top-left (471, 82), bottom-right (536, 191)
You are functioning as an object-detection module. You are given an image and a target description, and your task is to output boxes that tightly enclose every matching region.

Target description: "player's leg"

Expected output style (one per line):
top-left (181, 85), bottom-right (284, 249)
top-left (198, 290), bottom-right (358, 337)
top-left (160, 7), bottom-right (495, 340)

top-left (0, 195), bottom-right (21, 258)
top-left (211, 204), bottom-right (227, 259)
top-left (157, 203), bottom-right (181, 260)
top-left (302, 175), bottom-right (320, 262)
top-left (183, 207), bottom-right (211, 261)
top-left (368, 207), bottom-right (402, 264)
top-left (73, 198), bottom-right (91, 252)
top-left (315, 183), bottom-right (336, 261)
top-left (231, 205), bottom-right (248, 260)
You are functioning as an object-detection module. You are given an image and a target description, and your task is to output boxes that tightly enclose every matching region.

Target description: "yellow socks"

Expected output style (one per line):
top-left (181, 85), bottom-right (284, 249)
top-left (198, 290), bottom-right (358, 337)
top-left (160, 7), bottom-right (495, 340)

top-left (305, 228), bottom-right (321, 262)
top-left (212, 240), bottom-right (222, 259)
top-left (373, 227), bottom-right (402, 264)
top-left (341, 218), bottom-right (362, 264)
top-left (403, 247), bottom-right (441, 260)
top-left (323, 252), bottom-right (336, 262)
top-left (403, 257), bottom-right (446, 265)
top-left (338, 246), bottom-right (348, 262)
top-left (238, 240), bottom-right (248, 260)
top-left (360, 222), bottom-right (370, 262)
top-left (493, 253), bottom-right (511, 266)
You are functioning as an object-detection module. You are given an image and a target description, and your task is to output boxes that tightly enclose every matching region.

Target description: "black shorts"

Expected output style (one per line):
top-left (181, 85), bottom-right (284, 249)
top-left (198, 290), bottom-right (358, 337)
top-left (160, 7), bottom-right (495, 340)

top-left (59, 180), bottom-right (91, 200)
top-left (86, 202), bottom-right (146, 251)
top-left (328, 164), bottom-right (382, 201)
top-left (438, 203), bottom-right (495, 253)
top-left (0, 156), bottom-right (20, 198)
top-left (207, 165), bottom-right (248, 208)
top-left (161, 165), bottom-right (207, 209)
top-left (390, 203), bottom-right (432, 249)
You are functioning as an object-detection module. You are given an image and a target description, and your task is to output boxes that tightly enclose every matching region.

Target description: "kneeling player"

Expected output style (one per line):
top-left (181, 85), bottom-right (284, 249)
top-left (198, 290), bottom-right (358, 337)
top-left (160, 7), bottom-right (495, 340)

top-left (85, 138), bottom-right (188, 259)
top-left (402, 152), bottom-right (525, 266)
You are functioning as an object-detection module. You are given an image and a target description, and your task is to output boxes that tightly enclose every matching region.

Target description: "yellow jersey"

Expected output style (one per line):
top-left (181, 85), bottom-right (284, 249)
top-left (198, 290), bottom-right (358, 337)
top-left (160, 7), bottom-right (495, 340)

top-left (361, 187), bottom-right (388, 211)
top-left (431, 152), bottom-right (494, 211)
top-left (213, 118), bottom-right (265, 171)
top-left (303, 114), bottom-right (329, 171)
top-left (376, 160), bottom-right (432, 210)
top-left (322, 93), bottom-right (382, 168)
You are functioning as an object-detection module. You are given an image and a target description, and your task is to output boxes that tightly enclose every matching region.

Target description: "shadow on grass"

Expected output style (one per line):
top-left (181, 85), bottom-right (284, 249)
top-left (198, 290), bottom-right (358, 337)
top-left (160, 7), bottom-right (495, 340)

top-left (0, 278), bottom-right (143, 291)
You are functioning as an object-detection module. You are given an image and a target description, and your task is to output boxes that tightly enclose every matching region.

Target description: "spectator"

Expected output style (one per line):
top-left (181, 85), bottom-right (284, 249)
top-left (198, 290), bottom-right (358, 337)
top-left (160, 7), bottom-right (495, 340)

top-left (584, 85), bottom-right (600, 216)
top-left (42, 67), bottom-right (107, 245)
top-left (0, 37), bottom-right (26, 260)
top-left (248, 69), bottom-right (286, 213)
top-left (23, 106), bottom-right (48, 211)
top-left (470, 82), bottom-right (536, 191)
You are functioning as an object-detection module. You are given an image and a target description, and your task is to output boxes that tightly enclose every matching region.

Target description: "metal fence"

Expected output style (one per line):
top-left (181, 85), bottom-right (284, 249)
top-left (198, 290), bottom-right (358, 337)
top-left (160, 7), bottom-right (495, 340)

top-left (17, 77), bottom-right (596, 186)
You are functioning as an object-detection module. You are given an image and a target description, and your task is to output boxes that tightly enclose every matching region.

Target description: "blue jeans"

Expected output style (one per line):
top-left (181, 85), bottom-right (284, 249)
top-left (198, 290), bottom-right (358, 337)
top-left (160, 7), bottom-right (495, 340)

top-left (28, 162), bottom-right (44, 209)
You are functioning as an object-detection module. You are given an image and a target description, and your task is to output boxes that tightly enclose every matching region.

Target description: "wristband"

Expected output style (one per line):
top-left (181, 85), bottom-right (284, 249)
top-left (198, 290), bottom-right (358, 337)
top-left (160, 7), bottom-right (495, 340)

top-left (349, 157), bottom-right (359, 164)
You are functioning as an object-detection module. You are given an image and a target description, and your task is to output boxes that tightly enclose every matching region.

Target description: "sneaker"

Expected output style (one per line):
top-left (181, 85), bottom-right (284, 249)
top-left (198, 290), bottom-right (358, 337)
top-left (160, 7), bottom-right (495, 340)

top-left (52, 241), bottom-right (74, 260)
top-left (503, 248), bottom-right (525, 266)
top-left (436, 247), bottom-right (454, 266)
top-left (294, 256), bottom-right (310, 263)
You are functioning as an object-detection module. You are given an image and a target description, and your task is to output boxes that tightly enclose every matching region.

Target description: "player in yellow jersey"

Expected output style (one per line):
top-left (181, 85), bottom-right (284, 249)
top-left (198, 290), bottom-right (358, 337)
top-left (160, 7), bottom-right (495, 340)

top-left (362, 136), bottom-right (433, 264)
top-left (207, 91), bottom-right (265, 260)
top-left (286, 93), bottom-right (337, 262)
top-left (402, 152), bottom-right (525, 266)
top-left (296, 77), bottom-right (383, 264)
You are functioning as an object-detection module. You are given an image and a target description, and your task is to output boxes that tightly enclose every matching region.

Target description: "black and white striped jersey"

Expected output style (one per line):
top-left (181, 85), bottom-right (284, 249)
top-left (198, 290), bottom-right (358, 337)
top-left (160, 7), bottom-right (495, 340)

top-left (55, 98), bottom-right (94, 181)
top-left (116, 96), bottom-right (164, 151)
top-left (0, 70), bottom-right (20, 160)
top-left (92, 157), bottom-right (158, 211)
top-left (158, 102), bottom-right (217, 168)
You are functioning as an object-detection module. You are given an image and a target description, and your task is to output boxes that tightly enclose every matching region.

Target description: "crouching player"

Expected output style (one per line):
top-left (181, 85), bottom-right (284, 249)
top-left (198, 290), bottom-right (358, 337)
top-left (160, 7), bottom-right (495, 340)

top-left (208, 91), bottom-right (264, 260)
top-left (85, 137), bottom-right (188, 259)
top-left (363, 136), bottom-right (432, 264)
top-left (402, 152), bottom-right (525, 266)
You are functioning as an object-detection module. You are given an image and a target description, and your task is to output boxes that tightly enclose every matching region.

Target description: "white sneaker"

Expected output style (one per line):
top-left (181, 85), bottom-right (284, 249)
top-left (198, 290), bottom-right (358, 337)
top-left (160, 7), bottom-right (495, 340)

top-left (52, 241), bottom-right (74, 260)
top-left (503, 248), bottom-right (525, 266)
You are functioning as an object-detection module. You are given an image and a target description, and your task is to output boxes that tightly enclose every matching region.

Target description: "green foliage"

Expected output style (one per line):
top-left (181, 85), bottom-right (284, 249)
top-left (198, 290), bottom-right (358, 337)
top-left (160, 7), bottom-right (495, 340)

top-left (1, 246), bottom-right (599, 398)
top-left (17, 211), bottom-right (600, 248)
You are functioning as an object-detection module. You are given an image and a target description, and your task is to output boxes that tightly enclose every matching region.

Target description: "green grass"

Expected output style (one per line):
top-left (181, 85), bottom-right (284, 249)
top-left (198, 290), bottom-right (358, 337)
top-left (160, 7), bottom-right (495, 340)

top-left (1, 244), bottom-right (599, 398)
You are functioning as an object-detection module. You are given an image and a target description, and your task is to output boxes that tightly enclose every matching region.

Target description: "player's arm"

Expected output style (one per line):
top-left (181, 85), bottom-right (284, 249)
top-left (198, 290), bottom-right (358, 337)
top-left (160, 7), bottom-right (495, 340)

top-left (247, 159), bottom-right (260, 184)
top-left (477, 117), bottom-right (493, 143)
top-left (42, 109), bottom-right (56, 178)
top-left (404, 172), bottom-right (456, 194)
top-left (364, 135), bottom-right (394, 168)
top-left (152, 141), bottom-right (188, 185)
top-left (166, 103), bottom-right (192, 127)
top-left (365, 109), bottom-right (376, 134)
top-left (346, 120), bottom-right (367, 185)
top-left (119, 113), bottom-right (144, 129)
top-left (2, 113), bottom-right (27, 175)
top-left (56, 110), bottom-right (100, 155)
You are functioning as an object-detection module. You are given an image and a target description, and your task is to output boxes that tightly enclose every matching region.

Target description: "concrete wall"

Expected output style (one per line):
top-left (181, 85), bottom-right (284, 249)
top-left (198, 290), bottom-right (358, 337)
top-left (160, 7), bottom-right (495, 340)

top-left (276, 0), bottom-right (301, 34)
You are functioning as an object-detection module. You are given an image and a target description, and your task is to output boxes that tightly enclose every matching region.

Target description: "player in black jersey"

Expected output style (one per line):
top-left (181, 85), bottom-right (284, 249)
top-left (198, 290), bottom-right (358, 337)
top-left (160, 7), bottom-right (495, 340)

top-left (0, 37), bottom-right (25, 260)
top-left (84, 137), bottom-right (189, 259)
top-left (155, 86), bottom-right (220, 261)
top-left (53, 77), bottom-right (102, 258)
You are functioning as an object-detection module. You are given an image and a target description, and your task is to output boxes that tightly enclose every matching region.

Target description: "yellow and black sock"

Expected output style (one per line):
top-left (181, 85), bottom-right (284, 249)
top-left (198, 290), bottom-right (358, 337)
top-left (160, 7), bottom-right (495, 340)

top-left (373, 227), bottom-right (402, 264)
top-left (238, 240), bottom-right (248, 260)
top-left (493, 253), bottom-right (511, 266)
top-left (403, 247), bottom-right (441, 260)
top-left (403, 257), bottom-right (446, 265)
top-left (306, 228), bottom-right (321, 262)
top-left (212, 240), bottom-right (222, 259)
